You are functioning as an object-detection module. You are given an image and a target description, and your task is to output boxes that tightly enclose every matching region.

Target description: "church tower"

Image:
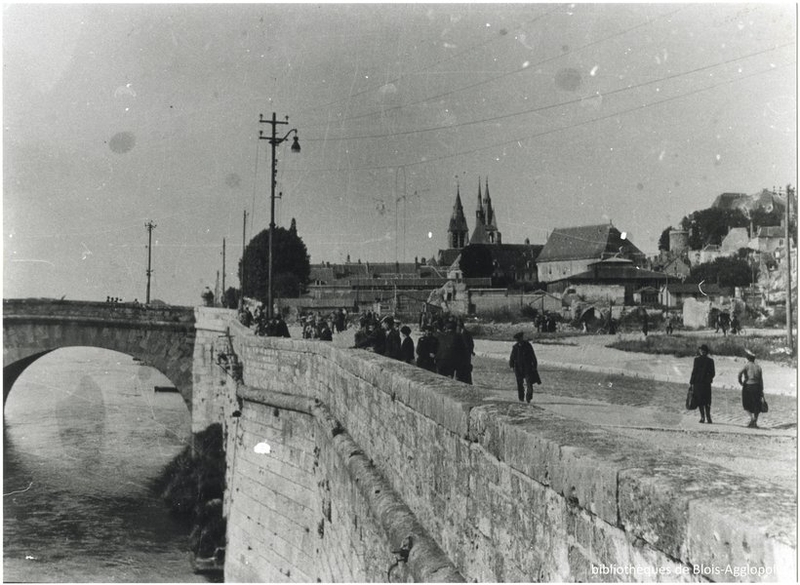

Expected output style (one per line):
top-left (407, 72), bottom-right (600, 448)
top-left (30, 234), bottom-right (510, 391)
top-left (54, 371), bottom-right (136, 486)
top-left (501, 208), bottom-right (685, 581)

top-left (447, 185), bottom-right (469, 249)
top-left (471, 177), bottom-right (502, 244)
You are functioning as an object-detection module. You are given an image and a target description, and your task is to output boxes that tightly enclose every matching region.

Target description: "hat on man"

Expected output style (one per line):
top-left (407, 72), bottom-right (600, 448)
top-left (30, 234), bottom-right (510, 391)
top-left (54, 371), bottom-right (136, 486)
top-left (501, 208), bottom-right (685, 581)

top-left (699, 344), bottom-right (710, 354)
top-left (513, 331), bottom-right (525, 341)
top-left (381, 316), bottom-right (394, 326)
top-left (744, 348), bottom-right (756, 359)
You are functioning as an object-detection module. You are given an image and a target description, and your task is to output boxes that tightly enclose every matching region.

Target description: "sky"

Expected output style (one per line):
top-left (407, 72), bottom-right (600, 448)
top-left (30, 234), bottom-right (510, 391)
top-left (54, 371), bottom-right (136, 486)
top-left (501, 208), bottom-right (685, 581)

top-left (3, 3), bottom-right (797, 306)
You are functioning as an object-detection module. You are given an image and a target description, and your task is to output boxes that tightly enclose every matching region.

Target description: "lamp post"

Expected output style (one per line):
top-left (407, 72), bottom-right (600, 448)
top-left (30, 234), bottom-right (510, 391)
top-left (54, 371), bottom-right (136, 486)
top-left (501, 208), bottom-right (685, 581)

top-left (259, 112), bottom-right (300, 319)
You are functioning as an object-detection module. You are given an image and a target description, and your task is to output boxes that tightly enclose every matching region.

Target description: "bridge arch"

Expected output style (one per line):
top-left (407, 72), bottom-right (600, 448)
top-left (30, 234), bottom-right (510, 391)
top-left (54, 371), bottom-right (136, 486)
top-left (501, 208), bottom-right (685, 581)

top-left (3, 300), bottom-right (197, 408)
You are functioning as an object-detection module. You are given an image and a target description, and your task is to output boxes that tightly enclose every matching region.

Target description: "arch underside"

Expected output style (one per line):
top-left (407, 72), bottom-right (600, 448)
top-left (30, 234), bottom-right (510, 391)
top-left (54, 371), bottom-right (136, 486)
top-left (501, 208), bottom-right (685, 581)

top-left (3, 324), bottom-right (194, 409)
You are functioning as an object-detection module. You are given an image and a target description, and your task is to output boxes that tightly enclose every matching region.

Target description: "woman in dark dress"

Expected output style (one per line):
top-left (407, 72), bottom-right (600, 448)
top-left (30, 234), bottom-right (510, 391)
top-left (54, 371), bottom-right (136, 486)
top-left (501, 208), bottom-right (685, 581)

top-left (738, 349), bottom-right (764, 428)
top-left (690, 344), bottom-right (715, 424)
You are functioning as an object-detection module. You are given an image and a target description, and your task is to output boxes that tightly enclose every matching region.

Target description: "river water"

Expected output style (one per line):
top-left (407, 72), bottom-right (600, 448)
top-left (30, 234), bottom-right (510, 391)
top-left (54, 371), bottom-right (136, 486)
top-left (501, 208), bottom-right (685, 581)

top-left (3, 347), bottom-right (214, 582)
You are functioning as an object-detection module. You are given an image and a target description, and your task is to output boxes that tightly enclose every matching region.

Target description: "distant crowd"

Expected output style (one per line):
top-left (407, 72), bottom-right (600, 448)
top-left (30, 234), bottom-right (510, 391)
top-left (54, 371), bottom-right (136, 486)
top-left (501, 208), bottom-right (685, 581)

top-left (354, 311), bottom-right (475, 384)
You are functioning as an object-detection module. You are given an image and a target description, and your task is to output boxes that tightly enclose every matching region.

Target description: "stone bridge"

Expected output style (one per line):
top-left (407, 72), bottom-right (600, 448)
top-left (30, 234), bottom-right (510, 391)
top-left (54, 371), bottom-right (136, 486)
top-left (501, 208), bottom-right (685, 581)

top-left (3, 299), bottom-right (795, 582)
top-left (2, 299), bottom-right (230, 431)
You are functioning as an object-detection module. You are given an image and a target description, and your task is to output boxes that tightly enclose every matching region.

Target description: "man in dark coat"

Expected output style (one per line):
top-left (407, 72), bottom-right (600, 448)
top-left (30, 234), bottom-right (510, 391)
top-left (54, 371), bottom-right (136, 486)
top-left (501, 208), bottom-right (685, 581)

top-left (435, 320), bottom-right (465, 379)
top-left (416, 326), bottom-right (438, 372)
top-left (455, 320), bottom-right (474, 384)
top-left (509, 331), bottom-right (541, 403)
top-left (275, 315), bottom-right (290, 338)
top-left (690, 343), bottom-right (715, 423)
top-left (383, 316), bottom-right (402, 360)
top-left (399, 326), bottom-right (415, 364)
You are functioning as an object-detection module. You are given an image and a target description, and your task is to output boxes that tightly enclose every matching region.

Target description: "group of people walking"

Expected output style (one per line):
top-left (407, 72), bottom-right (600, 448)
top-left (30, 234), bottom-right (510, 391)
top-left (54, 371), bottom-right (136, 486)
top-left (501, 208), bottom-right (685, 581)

top-left (355, 314), bottom-right (476, 383)
top-left (689, 344), bottom-right (767, 428)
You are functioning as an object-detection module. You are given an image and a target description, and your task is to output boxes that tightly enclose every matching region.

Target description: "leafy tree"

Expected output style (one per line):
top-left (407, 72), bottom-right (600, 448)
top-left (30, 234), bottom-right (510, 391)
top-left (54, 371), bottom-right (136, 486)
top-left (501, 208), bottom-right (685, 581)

top-left (658, 226), bottom-right (673, 251)
top-left (458, 244), bottom-right (494, 278)
top-left (239, 224), bottom-right (310, 302)
top-left (680, 207), bottom-right (749, 249)
top-left (686, 256), bottom-right (754, 288)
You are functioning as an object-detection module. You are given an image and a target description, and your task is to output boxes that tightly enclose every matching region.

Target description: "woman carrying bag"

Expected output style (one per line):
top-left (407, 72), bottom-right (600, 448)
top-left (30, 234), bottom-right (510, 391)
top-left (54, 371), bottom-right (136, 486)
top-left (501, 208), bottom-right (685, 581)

top-left (738, 348), bottom-right (766, 428)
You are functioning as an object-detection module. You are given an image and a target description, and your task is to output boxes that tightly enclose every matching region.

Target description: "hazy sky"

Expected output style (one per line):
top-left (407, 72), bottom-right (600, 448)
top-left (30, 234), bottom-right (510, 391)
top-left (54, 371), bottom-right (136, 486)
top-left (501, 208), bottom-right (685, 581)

top-left (4, 3), bottom-right (796, 306)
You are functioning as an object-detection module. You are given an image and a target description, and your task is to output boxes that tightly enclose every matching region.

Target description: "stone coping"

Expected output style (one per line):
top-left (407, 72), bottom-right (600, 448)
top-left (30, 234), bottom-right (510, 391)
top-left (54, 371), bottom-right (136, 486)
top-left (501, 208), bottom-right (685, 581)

top-left (229, 321), bottom-right (797, 581)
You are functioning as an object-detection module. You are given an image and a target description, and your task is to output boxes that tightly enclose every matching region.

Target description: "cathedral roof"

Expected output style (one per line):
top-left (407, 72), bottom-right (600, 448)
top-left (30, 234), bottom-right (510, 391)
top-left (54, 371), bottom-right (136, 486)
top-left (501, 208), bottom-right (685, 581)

top-left (537, 224), bottom-right (645, 262)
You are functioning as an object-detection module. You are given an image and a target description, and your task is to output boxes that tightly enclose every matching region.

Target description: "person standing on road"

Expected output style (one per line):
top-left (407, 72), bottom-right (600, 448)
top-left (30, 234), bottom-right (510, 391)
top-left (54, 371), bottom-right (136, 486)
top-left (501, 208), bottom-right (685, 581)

top-left (509, 331), bottom-right (541, 403)
top-left (690, 344), bottom-right (715, 424)
top-left (383, 316), bottom-right (402, 360)
top-left (416, 326), bottom-right (438, 372)
top-left (399, 326), bottom-right (415, 364)
top-left (456, 319), bottom-right (474, 384)
top-left (738, 348), bottom-right (764, 428)
top-left (435, 320), bottom-right (464, 379)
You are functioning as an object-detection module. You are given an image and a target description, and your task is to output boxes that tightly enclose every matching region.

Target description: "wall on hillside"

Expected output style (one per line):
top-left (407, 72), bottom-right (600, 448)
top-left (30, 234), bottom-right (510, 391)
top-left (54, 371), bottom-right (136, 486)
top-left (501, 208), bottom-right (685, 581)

top-left (223, 322), bottom-right (796, 583)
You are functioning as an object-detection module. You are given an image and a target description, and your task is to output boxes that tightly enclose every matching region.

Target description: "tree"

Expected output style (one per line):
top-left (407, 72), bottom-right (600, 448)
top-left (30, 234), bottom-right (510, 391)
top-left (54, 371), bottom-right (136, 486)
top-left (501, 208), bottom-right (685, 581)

top-left (458, 244), bottom-right (494, 278)
top-left (239, 225), bottom-right (310, 303)
top-left (687, 256), bottom-right (754, 289)
top-left (658, 226), bottom-right (673, 251)
top-left (680, 207), bottom-right (748, 249)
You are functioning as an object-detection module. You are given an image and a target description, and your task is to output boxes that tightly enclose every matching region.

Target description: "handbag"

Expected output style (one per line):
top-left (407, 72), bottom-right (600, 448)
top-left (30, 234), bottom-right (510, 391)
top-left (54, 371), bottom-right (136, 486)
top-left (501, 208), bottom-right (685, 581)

top-left (760, 396), bottom-right (769, 413)
top-left (685, 385), bottom-right (698, 410)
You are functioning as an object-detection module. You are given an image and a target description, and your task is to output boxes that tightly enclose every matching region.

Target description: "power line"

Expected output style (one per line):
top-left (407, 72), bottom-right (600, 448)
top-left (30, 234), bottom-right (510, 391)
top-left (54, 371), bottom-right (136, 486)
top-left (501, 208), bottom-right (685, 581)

top-left (302, 40), bottom-right (794, 143)
top-left (302, 6), bottom-right (687, 130)
top-left (295, 5), bottom-right (561, 120)
top-left (280, 61), bottom-right (794, 175)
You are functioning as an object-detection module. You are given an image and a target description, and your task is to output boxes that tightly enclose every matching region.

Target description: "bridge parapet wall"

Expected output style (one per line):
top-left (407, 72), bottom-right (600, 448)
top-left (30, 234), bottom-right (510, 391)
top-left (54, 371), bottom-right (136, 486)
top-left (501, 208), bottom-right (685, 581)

top-left (225, 322), bottom-right (796, 582)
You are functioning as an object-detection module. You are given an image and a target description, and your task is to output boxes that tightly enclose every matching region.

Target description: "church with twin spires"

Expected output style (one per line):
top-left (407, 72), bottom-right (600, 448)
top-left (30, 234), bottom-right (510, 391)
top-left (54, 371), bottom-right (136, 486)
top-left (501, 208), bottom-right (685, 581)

top-left (439, 177), bottom-right (503, 267)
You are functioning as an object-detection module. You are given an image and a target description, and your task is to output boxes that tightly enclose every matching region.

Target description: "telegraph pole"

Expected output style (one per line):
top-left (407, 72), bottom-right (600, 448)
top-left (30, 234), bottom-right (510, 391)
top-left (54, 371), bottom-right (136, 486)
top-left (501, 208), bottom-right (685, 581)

top-left (259, 112), bottom-right (300, 319)
top-left (786, 184), bottom-right (794, 352)
top-left (240, 210), bottom-right (248, 309)
top-left (222, 237), bottom-right (226, 306)
top-left (144, 220), bottom-right (156, 304)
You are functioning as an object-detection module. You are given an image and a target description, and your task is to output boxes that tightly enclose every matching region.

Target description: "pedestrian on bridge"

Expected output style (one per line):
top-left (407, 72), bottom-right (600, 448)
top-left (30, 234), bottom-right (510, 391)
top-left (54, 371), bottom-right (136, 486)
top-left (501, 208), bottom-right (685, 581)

top-left (509, 331), bottom-right (541, 403)
top-left (738, 349), bottom-right (765, 429)
top-left (400, 326), bottom-right (415, 364)
top-left (690, 344), bottom-right (715, 424)
top-left (416, 326), bottom-right (438, 372)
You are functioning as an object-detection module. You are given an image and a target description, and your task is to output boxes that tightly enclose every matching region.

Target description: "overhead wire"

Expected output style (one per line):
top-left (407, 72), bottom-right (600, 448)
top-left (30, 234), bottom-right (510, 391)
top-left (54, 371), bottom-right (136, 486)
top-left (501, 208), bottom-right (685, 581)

top-left (281, 60), bottom-right (794, 175)
top-left (302, 40), bottom-right (794, 142)
top-left (302, 5), bottom-right (687, 130)
top-left (294, 5), bottom-right (562, 121)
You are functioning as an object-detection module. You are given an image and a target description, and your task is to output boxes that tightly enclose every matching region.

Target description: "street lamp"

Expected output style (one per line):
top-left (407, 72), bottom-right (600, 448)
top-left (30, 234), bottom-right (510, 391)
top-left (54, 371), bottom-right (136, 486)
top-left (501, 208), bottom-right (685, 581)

top-left (259, 112), bottom-right (301, 319)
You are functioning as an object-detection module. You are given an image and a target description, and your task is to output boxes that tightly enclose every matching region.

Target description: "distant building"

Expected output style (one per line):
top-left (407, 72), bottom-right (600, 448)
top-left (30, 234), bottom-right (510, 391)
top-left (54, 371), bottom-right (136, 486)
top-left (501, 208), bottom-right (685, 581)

top-left (720, 227), bottom-right (751, 255)
top-left (546, 257), bottom-right (667, 305)
top-left (437, 177), bottom-right (504, 266)
top-left (751, 224), bottom-right (787, 255)
top-left (660, 282), bottom-right (731, 308)
top-left (470, 177), bottom-right (501, 245)
top-left (537, 223), bottom-right (647, 283)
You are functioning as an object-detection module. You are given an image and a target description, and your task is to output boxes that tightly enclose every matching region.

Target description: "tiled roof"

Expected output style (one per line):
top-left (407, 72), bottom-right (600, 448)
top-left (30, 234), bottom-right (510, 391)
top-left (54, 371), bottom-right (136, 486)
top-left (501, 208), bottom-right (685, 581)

top-left (757, 226), bottom-right (784, 238)
top-left (664, 283), bottom-right (726, 294)
top-left (436, 248), bottom-right (462, 268)
top-left (537, 224), bottom-right (645, 262)
top-left (470, 220), bottom-right (490, 245)
top-left (562, 263), bottom-right (668, 282)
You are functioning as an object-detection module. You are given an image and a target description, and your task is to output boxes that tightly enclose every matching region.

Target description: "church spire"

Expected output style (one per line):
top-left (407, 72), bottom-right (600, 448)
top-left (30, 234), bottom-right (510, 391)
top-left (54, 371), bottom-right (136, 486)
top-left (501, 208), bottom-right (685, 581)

top-left (447, 184), bottom-right (469, 249)
top-left (476, 176), bottom-right (485, 225)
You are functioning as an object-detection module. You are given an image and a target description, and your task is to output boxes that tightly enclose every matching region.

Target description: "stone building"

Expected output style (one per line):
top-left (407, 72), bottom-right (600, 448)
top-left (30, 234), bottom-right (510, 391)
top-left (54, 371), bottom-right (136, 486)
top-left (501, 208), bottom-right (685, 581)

top-left (536, 223), bottom-right (647, 284)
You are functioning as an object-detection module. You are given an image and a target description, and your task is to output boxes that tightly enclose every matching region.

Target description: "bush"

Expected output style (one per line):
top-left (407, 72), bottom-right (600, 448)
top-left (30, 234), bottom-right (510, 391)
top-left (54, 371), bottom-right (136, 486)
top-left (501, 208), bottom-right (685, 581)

top-left (151, 423), bottom-right (226, 559)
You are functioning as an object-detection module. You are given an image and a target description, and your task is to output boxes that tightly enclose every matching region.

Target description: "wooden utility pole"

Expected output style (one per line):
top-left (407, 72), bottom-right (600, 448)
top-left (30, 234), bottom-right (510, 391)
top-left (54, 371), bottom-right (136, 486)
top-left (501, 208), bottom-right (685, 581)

top-left (240, 210), bottom-right (248, 309)
top-left (144, 220), bottom-right (156, 304)
top-left (221, 238), bottom-right (227, 306)
top-left (786, 184), bottom-right (794, 352)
